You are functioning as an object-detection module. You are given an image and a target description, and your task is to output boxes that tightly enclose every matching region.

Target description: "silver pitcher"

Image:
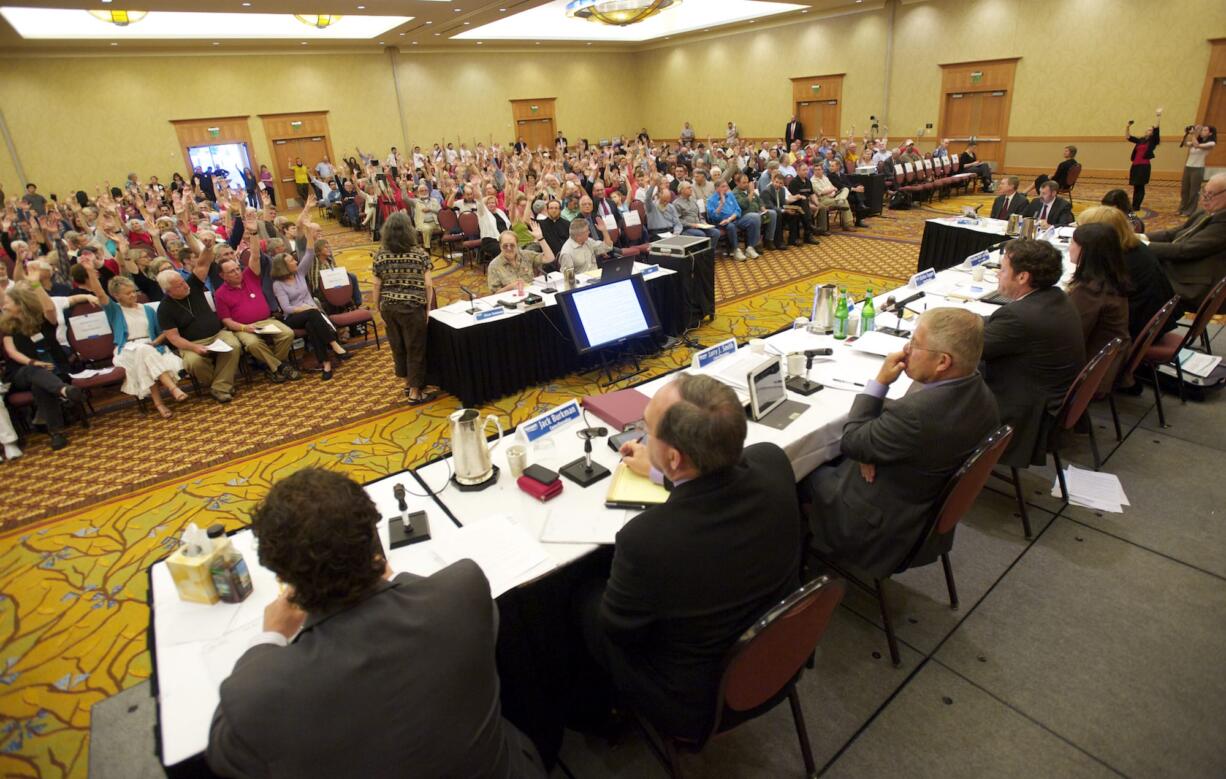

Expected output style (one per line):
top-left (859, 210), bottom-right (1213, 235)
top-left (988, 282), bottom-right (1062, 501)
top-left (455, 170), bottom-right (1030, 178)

top-left (450, 409), bottom-right (504, 486)
top-left (810, 284), bottom-right (837, 333)
top-left (1007, 213), bottom-right (1022, 235)
top-left (1020, 216), bottom-right (1037, 239)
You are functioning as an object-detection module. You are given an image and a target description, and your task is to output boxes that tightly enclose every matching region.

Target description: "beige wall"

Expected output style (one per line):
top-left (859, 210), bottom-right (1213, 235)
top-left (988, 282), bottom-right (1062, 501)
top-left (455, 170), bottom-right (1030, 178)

top-left (2, 0), bottom-right (1224, 195)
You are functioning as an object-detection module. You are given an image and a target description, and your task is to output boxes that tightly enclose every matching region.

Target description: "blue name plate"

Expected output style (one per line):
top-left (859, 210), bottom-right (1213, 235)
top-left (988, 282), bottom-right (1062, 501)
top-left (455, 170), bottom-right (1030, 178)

top-left (966, 250), bottom-right (991, 267)
top-left (909, 267), bottom-right (938, 288)
top-left (519, 399), bottom-right (582, 443)
top-left (474, 307), bottom-right (505, 322)
top-left (692, 338), bottom-right (738, 370)
top-left (640, 264), bottom-right (660, 276)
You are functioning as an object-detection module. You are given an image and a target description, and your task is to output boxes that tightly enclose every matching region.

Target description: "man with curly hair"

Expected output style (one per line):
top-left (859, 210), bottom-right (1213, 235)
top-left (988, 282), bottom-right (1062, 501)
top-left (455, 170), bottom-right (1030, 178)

top-left (206, 467), bottom-right (544, 779)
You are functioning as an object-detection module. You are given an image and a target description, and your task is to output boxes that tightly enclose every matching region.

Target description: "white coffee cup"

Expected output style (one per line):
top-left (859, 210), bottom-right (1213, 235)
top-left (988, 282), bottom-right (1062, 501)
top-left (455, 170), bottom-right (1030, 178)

top-left (971, 265), bottom-right (985, 282)
top-left (787, 353), bottom-right (805, 378)
top-left (749, 338), bottom-right (766, 354)
top-left (506, 445), bottom-right (528, 479)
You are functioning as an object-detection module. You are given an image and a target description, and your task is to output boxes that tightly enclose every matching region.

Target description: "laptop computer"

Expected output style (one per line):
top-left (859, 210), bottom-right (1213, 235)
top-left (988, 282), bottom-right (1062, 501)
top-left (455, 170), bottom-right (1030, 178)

top-left (600, 255), bottom-right (634, 282)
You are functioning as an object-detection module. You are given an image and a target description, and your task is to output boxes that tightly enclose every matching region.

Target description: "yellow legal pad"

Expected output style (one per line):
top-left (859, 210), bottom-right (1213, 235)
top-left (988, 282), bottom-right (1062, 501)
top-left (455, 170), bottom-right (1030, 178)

top-left (604, 462), bottom-right (671, 509)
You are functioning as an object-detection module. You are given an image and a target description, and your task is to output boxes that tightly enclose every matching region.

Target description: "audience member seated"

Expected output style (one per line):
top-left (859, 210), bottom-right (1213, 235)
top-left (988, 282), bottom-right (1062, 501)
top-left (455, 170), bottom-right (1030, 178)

top-left (214, 252), bottom-right (301, 384)
top-left (1066, 223), bottom-right (1132, 387)
top-left (1101, 189), bottom-right (1146, 233)
top-left (990, 176), bottom-right (1029, 220)
top-left (826, 158), bottom-right (870, 227)
top-left (982, 239), bottom-right (1085, 467)
top-left (809, 165), bottom-right (856, 231)
top-left (206, 467), bottom-right (545, 779)
top-left (787, 163), bottom-right (830, 239)
top-left (706, 179), bottom-right (761, 260)
top-left (732, 173), bottom-right (779, 250)
top-left (1145, 171), bottom-right (1226, 314)
top-left (643, 182), bottom-right (685, 240)
top-left (488, 228), bottom-right (553, 293)
top-left (1, 283), bottom-right (84, 450)
top-left (672, 182), bottom-right (721, 254)
top-left (82, 266), bottom-right (188, 418)
top-left (762, 173), bottom-right (808, 246)
top-left (538, 199), bottom-right (571, 257)
top-left (410, 183), bottom-right (441, 249)
top-left (1076, 206), bottom-right (1176, 338)
top-left (958, 141), bottom-right (994, 192)
top-left (271, 232), bottom-right (349, 382)
top-left (558, 218), bottom-right (612, 275)
top-left (587, 374), bottom-right (802, 742)
top-left (801, 309), bottom-right (999, 577)
top-left (155, 242), bottom-right (243, 404)
top-left (1029, 145), bottom-right (1079, 196)
top-left (1024, 181), bottom-right (1074, 226)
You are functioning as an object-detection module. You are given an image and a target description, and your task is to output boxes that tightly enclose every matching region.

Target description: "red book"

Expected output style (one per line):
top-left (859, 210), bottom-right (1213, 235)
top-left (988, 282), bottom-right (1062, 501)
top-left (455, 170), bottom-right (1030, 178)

top-left (583, 389), bottom-right (650, 432)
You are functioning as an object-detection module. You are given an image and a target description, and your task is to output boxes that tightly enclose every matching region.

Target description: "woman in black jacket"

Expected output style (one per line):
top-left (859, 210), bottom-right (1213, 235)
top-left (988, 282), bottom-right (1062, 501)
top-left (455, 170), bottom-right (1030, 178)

top-left (1125, 108), bottom-right (1162, 211)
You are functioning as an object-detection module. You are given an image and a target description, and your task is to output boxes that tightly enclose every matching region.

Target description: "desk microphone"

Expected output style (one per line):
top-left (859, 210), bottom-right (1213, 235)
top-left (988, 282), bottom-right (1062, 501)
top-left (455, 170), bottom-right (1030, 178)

top-left (803, 347), bottom-right (833, 358)
top-left (460, 285), bottom-right (480, 315)
top-left (393, 483), bottom-right (408, 514)
top-left (886, 290), bottom-right (925, 315)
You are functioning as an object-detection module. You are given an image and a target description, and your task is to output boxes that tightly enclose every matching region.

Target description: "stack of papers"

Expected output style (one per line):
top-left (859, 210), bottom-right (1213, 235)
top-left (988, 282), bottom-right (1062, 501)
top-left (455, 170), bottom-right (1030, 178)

top-left (429, 514), bottom-right (555, 596)
top-left (1051, 465), bottom-right (1129, 512)
top-left (540, 508), bottom-right (628, 545)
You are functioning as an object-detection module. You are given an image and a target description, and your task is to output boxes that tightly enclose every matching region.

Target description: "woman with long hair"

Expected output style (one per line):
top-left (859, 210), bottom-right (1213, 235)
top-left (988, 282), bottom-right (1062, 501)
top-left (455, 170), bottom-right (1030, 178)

top-left (1100, 189), bottom-right (1146, 234)
top-left (371, 212), bottom-right (436, 404)
top-left (1178, 125), bottom-right (1217, 215)
top-left (1068, 222), bottom-right (1132, 386)
top-left (1, 283), bottom-right (83, 450)
top-left (1074, 206), bottom-right (1177, 339)
top-left (1125, 108), bottom-right (1162, 211)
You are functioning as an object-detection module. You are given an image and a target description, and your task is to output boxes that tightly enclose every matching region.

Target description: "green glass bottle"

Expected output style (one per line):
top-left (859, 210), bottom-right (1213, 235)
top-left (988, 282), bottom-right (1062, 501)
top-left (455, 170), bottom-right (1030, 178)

top-left (833, 286), bottom-right (849, 340)
top-left (861, 288), bottom-right (876, 333)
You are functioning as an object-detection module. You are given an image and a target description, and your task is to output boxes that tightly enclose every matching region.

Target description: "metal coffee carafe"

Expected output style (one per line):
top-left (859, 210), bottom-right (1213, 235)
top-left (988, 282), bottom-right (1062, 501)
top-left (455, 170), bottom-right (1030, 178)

top-left (1020, 216), bottom-right (1037, 239)
top-left (1007, 213), bottom-right (1022, 235)
top-left (450, 409), bottom-right (504, 487)
top-left (811, 284), bottom-right (837, 333)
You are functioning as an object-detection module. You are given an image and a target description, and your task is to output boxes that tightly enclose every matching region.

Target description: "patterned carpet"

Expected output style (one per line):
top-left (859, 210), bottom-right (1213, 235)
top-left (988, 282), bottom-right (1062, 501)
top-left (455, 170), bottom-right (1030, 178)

top-left (0, 175), bottom-right (1186, 778)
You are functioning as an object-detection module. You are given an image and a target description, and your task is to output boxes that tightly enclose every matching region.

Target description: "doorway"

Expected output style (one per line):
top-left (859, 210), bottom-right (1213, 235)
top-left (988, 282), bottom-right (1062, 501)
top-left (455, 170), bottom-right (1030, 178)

top-left (791, 75), bottom-right (844, 142)
top-left (187, 143), bottom-right (252, 191)
top-left (270, 136), bottom-right (328, 207)
top-left (510, 98), bottom-right (557, 151)
top-left (943, 91), bottom-right (1009, 166)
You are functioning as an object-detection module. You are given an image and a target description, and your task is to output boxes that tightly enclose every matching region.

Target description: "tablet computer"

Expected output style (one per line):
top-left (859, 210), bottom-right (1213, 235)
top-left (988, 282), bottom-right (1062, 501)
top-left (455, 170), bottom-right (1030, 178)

top-left (747, 357), bottom-right (787, 421)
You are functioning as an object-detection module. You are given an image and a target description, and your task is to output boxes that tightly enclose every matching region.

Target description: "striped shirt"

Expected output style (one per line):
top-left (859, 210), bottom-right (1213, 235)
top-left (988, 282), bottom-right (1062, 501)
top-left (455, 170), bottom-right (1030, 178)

top-left (373, 249), bottom-right (430, 309)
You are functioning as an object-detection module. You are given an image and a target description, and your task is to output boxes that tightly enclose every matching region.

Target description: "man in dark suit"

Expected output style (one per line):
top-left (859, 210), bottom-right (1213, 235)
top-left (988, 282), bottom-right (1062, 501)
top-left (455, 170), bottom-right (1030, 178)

top-left (990, 175), bottom-right (1029, 220)
top-left (802, 309), bottom-right (1000, 577)
top-left (1024, 181), bottom-right (1074, 226)
top-left (1146, 171), bottom-right (1226, 313)
top-left (982, 239), bottom-right (1085, 467)
top-left (538, 198), bottom-right (571, 257)
top-left (785, 115), bottom-right (805, 147)
top-left (589, 179), bottom-right (626, 239)
top-left (207, 468), bottom-right (544, 779)
top-left (590, 374), bottom-right (803, 742)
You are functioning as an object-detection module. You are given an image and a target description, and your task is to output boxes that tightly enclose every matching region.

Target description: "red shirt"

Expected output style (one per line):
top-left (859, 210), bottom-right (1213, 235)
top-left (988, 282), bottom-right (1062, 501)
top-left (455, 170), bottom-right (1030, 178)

top-left (214, 268), bottom-right (270, 324)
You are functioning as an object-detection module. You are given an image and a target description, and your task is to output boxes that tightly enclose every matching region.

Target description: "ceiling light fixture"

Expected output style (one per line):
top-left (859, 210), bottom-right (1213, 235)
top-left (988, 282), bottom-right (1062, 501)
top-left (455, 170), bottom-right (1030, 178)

top-left (294, 13), bottom-right (341, 29)
top-left (89, 10), bottom-right (147, 26)
top-left (565, 0), bottom-right (679, 26)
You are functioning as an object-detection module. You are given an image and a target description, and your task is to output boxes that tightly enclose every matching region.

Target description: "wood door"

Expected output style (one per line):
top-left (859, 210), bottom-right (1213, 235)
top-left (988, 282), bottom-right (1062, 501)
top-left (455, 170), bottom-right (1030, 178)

top-left (517, 118), bottom-right (555, 153)
top-left (795, 101), bottom-right (820, 143)
top-left (815, 99), bottom-right (841, 141)
top-left (271, 135), bottom-right (327, 206)
top-left (944, 91), bottom-right (1007, 167)
top-left (1205, 77), bottom-right (1226, 167)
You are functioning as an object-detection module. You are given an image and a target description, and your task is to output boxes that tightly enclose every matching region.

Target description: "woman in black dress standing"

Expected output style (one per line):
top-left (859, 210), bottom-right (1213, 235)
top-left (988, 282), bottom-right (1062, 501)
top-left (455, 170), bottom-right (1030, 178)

top-left (1125, 108), bottom-right (1162, 211)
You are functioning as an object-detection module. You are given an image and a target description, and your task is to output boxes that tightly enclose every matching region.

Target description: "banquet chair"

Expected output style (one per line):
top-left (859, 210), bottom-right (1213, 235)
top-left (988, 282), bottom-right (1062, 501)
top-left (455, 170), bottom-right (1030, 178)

top-left (633, 575), bottom-right (845, 778)
top-left (1099, 296), bottom-right (1179, 438)
top-left (1057, 163), bottom-right (1083, 204)
top-left (65, 302), bottom-right (129, 413)
top-left (322, 281), bottom-right (380, 350)
top-left (1142, 275), bottom-right (1226, 419)
top-left (457, 211), bottom-right (483, 266)
top-left (437, 208), bottom-right (465, 260)
top-left (812, 425), bottom-right (1012, 666)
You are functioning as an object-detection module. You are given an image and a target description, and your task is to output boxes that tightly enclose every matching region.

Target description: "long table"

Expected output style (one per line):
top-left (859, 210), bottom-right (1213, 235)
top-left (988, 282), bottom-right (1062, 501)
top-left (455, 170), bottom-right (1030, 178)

top-left (148, 242), bottom-right (1082, 774)
top-left (426, 263), bottom-right (686, 407)
top-left (916, 216), bottom-right (1011, 272)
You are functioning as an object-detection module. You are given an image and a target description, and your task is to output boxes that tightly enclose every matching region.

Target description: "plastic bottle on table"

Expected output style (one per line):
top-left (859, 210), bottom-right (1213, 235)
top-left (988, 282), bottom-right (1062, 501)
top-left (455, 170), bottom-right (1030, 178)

top-left (861, 289), bottom-right (876, 333)
top-left (833, 287), bottom-right (849, 340)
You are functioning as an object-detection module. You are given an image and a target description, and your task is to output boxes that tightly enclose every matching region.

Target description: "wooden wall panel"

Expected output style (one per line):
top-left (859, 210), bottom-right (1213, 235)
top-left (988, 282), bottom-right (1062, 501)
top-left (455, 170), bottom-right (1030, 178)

top-left (510, 98), bottom-right (557, 124)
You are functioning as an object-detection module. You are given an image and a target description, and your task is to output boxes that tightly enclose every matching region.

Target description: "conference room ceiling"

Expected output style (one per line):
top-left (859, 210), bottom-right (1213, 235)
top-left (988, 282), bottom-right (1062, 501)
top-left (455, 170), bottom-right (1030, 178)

top-left (0, 0), bottom-right (887, 53)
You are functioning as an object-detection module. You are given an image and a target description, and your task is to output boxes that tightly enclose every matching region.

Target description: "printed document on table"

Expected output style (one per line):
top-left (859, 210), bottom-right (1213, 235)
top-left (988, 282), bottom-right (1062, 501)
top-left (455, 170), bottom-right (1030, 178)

top-left (540, 508), bottom-right (628, 545)
top-left (430, 514), bottom-right (556, 596)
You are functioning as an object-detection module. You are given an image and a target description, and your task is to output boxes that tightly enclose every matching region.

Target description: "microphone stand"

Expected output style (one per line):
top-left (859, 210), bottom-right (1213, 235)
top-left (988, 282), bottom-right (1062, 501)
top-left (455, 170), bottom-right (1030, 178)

top-left (786, 348), bottom-right (830, 396)
top-left (561, 428), bottom-right (612, 487)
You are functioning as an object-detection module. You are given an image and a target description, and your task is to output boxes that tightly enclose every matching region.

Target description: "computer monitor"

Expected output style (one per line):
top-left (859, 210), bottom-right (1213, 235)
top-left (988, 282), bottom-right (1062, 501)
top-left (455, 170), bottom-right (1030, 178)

top-left (556, 274), bottom-right (661, 354)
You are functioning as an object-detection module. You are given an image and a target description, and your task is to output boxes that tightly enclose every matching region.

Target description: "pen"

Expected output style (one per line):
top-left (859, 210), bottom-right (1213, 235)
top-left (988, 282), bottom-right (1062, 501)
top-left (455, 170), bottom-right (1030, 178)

top-left (838, 378), bottom-right (866, 387)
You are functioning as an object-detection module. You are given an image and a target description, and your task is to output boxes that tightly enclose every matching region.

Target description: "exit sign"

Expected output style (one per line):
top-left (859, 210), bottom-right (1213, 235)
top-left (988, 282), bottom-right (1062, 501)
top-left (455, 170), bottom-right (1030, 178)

top-left (207, 127), bottom-right (220, 137)
top-left (290, 120), bottom-right (304, 132)
top-left (810, 84), bottom-right (821, 93)
top-left (970, 71), bottom-right (983, 83)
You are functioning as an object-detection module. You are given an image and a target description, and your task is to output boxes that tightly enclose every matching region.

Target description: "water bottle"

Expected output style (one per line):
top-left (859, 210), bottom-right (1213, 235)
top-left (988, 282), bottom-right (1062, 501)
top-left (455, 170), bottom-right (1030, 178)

top-left (861, 288), bottom-right (876, 333)
top-left (833, 287), bottom-right (849, 340)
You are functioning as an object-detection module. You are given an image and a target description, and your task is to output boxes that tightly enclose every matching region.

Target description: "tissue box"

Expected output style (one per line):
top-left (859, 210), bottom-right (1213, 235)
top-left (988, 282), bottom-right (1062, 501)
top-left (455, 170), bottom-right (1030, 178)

top-left (166, 545), bottom-right (222, 604)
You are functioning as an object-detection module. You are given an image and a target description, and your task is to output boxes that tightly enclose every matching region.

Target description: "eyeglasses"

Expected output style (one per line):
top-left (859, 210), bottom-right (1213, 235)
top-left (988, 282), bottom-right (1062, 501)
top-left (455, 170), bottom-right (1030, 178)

top-left (1202, 188), bottom-right (1225, 199)
top-left (905, 340), bottom-right (949, 357)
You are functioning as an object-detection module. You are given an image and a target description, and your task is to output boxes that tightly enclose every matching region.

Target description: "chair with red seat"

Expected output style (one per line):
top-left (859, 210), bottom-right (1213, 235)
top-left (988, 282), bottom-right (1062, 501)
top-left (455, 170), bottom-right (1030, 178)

top-left (1100, 296), bottom-right (1179, 438)
top-left (321, 280), bottom-right (380, 350)
top-left (1142, 274), bottom-right (1226, 421)
top-left (815, 425), bottom-right (1013, 666)
top-left (65, 302), bottom-right (128, 414)
top-left (437, 208), bottom-right (465, 260)
top-left (456, 210), bottom-right (483, 266)
top-left (1057, 163), bottom-right (1083, 204)
top-left (634, 574), bottom-right (845, 778)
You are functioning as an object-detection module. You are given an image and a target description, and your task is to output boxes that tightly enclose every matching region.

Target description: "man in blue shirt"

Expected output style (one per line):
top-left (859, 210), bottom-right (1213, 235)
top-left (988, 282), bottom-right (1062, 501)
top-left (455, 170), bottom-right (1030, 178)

top-left (706, 179), bottom-right (761, 261)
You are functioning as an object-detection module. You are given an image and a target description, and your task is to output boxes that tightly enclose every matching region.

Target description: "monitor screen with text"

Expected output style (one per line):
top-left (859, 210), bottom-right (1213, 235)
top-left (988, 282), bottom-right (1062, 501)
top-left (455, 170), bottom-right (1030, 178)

top-left (557, 275), bottom-right (661, 353)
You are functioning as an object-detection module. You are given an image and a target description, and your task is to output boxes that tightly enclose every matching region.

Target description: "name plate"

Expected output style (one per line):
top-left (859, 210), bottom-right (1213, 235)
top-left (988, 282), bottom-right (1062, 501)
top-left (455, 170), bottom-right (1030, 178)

top-left (519, 399), bottom-right (582, 443)
top-left (909, 267), bottom-right (938, 288)
top-left (692, 337), bottom-right (738, 370)
top-left (474, 307), bottom-right (505, 322)
top-left (966, 250), bottom-right (991, 267)
top-left (639, 264), bottom-right (660, 276)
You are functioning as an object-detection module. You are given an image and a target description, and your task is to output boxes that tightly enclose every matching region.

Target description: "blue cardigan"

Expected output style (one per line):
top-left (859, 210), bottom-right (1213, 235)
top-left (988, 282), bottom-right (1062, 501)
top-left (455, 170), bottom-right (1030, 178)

top-left (103, 300), bottom-right (167, 354)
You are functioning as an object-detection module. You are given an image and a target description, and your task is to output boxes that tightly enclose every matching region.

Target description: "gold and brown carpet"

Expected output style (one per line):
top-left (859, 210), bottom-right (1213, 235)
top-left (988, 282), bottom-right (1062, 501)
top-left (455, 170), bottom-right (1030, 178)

top-left (0, 176), bottom-right (1185, 777)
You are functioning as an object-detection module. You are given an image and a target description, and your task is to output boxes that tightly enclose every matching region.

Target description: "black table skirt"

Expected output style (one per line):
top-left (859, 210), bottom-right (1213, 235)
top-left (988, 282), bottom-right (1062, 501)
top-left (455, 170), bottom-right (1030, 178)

top-left (427, 272), bottom-right (686, 407)
top-left (652, 245), bottom-right (715, 325)
top-left (916, 220), bottom-right (1003, 273)
top-left (850, 173), bottom-right (886, 216)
